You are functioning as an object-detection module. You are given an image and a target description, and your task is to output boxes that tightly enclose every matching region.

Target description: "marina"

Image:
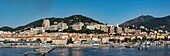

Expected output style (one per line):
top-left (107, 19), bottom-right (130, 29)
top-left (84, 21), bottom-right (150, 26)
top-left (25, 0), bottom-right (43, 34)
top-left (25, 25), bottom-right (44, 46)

top-left (0, 45), bottom-right (170, 56)
top-left (19, 42), bottom-right (169, 56)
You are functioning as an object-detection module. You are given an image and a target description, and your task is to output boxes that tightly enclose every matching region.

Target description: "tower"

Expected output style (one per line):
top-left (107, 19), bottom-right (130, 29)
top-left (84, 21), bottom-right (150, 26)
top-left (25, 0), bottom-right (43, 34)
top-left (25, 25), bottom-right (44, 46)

top-left (42, 19), bottom-right (50, 30)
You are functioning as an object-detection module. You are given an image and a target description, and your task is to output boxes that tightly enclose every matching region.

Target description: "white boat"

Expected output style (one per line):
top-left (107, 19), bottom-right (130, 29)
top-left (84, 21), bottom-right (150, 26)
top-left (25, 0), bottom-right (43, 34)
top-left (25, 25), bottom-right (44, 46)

top-left (93, 43), bottom-right (100, 46)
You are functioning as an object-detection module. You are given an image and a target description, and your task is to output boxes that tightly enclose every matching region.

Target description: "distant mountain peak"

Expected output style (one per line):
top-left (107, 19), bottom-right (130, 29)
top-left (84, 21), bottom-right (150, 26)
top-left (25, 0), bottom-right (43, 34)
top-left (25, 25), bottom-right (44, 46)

top-left (163, 15), bottom-right (170, 19)
top-left (120, 15), bottom-right (154, 27)
top-left (0, 26), bottom-right (14, 31)
top-left (138, 15), bottom-right (154, 19)
top-left (120, 15), bottom-right (170, 31)
top-left (64, 15), bottom-right (103, 25)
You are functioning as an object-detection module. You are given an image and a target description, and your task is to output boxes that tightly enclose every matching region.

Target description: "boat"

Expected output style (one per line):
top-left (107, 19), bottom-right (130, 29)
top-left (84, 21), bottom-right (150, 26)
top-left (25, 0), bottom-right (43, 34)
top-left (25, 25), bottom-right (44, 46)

top-left (124, 43), bottom-right (134, 48)
top-left (93, 43), bottom-right (100, 46)
top-left (124, 45), bottom-right (134, 48)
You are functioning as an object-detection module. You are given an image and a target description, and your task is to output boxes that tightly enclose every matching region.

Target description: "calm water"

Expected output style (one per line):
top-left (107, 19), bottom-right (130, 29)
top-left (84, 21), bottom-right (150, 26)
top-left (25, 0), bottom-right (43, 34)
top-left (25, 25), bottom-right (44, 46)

top-left (0, 46), bottom-right (170, 56)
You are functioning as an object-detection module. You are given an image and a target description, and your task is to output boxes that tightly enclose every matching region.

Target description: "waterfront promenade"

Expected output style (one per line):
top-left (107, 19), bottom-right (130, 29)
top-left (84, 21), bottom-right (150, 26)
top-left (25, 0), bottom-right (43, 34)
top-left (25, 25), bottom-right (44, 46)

top-left (0, 45), bottom-right (41, 48)
top-left (0, 41), bottom-right (168, 48)
top-left (0, 44), bottom-right (112, 48)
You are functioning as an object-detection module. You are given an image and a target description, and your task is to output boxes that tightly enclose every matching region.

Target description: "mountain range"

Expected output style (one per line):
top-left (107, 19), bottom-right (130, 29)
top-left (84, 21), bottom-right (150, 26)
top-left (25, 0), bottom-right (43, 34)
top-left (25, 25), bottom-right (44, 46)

top-left (1, 15), bottom-right (170, 32)
top-left (120, 15), bottom-right (170, 31)
top-left (0, 15), bottom-right (103, 32)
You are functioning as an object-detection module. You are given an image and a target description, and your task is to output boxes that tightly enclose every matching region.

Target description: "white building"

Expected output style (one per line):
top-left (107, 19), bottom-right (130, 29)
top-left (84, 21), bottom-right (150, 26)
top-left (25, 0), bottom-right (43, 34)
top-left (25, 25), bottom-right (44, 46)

top-left (49, 25), bottom-right (59, 30)
top-left (58, 22), bottom-right (68, 31)
top-left (31, 27), bottom-right (45, 34)
top-left (72, 22), bottom-right (84, 30)
top-left (86, 26), bottom-right (95, 30)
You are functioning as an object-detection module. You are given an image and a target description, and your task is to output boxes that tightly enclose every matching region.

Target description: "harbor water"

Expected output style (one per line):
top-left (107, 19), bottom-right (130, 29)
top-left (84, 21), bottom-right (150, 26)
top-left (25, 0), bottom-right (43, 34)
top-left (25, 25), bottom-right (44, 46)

top-left (0, 46), bottom-right (170, 56)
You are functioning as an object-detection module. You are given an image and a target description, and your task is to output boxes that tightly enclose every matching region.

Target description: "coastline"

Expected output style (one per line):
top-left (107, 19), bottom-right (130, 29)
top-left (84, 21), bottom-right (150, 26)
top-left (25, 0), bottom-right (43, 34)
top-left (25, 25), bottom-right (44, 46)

top-left (0, 43), bottom-right (168, 48)
top-left (0, 44), bottom-right (113, 48)
top-left (0, 45), bottom-right (41, 48)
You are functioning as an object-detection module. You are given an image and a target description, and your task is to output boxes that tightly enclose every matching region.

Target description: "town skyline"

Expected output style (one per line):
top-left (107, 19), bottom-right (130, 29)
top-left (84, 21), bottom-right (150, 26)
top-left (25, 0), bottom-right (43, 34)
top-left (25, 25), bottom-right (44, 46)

top-left (0, 0), bottom-right (170, 56)
top-left (1, 0), bottom-right (170, 27)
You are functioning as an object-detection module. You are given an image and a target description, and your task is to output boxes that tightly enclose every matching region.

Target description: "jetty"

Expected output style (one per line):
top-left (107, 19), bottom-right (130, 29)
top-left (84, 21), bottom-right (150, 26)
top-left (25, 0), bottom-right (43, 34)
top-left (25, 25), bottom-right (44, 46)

top-left (34, 46), bottom-right (55, 53)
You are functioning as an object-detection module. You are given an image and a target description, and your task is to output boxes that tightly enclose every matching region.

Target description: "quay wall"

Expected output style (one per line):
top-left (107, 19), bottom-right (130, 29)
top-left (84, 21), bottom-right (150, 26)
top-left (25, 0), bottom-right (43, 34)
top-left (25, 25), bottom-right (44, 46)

top-left (0, 45), bottom-right (41, 48)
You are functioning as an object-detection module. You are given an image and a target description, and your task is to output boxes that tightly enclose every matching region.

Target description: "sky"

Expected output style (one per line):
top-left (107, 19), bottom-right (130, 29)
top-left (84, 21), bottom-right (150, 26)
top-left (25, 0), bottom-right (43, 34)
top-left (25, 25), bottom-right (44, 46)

top-left (0, 0), bottom-right (170, 28)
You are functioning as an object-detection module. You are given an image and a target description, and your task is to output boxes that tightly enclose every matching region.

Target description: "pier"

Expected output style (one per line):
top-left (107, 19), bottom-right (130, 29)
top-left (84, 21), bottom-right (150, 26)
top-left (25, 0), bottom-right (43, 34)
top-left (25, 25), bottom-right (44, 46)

top-left (34, 47), bottom-right (55, 53)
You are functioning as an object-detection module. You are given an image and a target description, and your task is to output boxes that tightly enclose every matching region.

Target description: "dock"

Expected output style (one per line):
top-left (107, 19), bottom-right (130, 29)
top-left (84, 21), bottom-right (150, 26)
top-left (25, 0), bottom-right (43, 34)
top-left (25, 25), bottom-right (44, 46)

top-left (34, 47), bottom-right (55, 53)
top-left (0, 45), bottom-right (40, 48)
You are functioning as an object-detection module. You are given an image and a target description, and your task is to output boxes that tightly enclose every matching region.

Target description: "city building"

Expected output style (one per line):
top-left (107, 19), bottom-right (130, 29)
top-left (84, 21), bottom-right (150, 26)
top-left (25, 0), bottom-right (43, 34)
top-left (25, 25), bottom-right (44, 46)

top-left (30, 36), bottom-right (53, 43)
top-left (71, 22), bottom-right (84, 30)
top-left (101, 37), bottom-right (110, 43)
top-left (58, 22), bottom-right (68, 31)
top-left (140, 26), bottom-right (145, 29)
top-left (52, 38), bottom-right (67, 45)
top-left (100, 25), bottom-right (108, 32)
top-left (115, 25), bottom-right (122, 34)
top-left (108, 25), bottom-right (115, 34)
top-left (31, 27), bottom-right (45, 34)
top-left (42, 19), bottom-right (50, 30)
top-left (86, 26), bottom-right (95, 30)
top-left (49, 25), bottom-right (59, 30)
top-left (93, 24), bottom-right (102, 30)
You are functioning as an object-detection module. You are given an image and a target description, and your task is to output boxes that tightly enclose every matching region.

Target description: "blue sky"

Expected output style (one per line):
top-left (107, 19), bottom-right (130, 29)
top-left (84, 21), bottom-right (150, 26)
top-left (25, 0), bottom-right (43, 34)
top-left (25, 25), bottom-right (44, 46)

top-left (0, 0), bottom-right (170, 28)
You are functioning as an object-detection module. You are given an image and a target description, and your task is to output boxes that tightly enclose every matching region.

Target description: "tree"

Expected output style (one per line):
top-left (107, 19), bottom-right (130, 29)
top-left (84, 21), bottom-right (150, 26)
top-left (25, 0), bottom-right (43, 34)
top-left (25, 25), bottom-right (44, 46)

top-left (113, 34), bottom-right (121, 36)
top-left (164, 37), bottom-right (168, 41)
top-left (36, 38), bottom-right (42, 43)
top-left (67, 38), bottom-right (73, 45)
top-left (155, 38), bottom-right (161, 41)
top-left (142, 36), bottom-right (147, 41)
top-left (19, 39), bottom-right (24, 41)
top-left (132, 38), bottom-right (141, 42)
top-left (148, 38), bottom-right (154, 41)
top-left (124, 38), bottom-right (131, 42)
top-left (46, 40), bottom-right (52, 43)
top-left (109, 39), bottom-right (117, 43)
